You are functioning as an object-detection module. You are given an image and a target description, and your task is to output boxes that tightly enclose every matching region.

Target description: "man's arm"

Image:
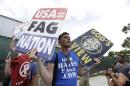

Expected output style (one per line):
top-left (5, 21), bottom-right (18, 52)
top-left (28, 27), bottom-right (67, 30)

top-left (78, 58), bottom-right (100, 76)
top-left (30, 73), bottom-right (38, 86)
top-left (10, 37), bottom-right (16, 51)
top-left (29, 49), bottom-right (55, 85)
top-left (78, 65), bottom-right (88, 76)
top-left (4, 58), bottom-right (11, 75)
top-left (37, 59), bottom-right (54, 85)
top-left (111, 73), bottom-right (127, 86)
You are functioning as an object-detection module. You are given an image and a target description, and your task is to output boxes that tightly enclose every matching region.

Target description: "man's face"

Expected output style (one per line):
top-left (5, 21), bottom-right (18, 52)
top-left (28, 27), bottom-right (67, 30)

top-left (118, 56), bottom-right (125, 63)
top-left (59, 34), bottom-right (71, 48)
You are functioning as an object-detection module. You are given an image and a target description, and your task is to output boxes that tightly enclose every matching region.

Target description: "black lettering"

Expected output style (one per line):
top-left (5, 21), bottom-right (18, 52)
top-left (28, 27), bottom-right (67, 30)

top-left (47, 22), bottom-right (58, 34)
top-left (34, 21), bottom-right (45, 32)
top-left (28, 21), bottom-right (37, 31)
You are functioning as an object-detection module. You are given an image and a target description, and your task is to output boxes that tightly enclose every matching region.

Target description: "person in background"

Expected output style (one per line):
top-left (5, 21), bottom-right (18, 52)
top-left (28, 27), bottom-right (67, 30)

top-left (4, 24), bottom-right (38, 86)
top-left (105, 55), bottom-right (130, 86)
top-left (4, 50), bottom-right (38, 86)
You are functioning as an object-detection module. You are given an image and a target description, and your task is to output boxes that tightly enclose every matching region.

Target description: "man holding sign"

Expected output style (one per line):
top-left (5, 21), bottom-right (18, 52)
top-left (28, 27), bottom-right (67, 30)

top-left (28, 8), bottom-right (103, 86)
top-left (4, 21), bottom-right (38, 86)
top-left (32, 32), bottom-right (100, 86)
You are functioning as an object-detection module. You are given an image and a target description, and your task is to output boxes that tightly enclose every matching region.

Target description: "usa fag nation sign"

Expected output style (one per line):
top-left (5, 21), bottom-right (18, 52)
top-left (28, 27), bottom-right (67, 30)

top-left (71, 29), bottom-right (113, 67)
top-left (16, 8), bottom-right (67, 60)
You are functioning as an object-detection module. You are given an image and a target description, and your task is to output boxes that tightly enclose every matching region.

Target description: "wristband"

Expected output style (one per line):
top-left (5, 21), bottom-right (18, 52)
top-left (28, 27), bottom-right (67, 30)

top-left (38, 57), bottom-right (46, 66)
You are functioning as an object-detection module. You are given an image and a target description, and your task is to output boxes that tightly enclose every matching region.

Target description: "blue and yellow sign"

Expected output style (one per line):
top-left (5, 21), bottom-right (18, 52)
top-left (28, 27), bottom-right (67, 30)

top-left (71, 29), bottom-right (113, 67)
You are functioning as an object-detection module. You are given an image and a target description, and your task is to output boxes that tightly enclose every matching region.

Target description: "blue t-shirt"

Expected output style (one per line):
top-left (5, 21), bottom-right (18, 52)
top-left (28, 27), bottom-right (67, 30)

top-left (49, 50), bottom-right (80, 86)
top-left (29, 62), bottom-right (38, 79)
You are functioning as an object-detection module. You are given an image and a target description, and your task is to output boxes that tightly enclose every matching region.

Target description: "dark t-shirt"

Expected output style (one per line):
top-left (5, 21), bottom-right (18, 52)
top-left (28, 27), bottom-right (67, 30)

top-left (114, 63), bottom-right (130, 80)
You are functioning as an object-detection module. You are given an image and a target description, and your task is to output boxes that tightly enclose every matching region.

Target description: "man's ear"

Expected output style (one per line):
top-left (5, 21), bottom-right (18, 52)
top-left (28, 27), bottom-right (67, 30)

top-left (58, 40), bottom-right (61, 45)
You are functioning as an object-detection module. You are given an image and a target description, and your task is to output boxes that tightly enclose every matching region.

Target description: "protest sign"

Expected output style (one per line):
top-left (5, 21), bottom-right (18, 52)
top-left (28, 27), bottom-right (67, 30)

top-left (15, 8), bottom-right (67, 60)
top-left (71, 29), bottom-right (113, 67)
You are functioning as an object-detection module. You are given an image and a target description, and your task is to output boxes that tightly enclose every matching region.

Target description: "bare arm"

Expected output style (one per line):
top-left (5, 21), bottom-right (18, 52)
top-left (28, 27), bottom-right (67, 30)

top-left (29, 49), bottom-right (54, 85)
top-left (107, 69), bottom-right (127, 86)
top-left (4, 58), bottom-right (11, 75)
top-left (37, 58), bottom-right (54, 85)
top-left (30, 73), bottom-right (39, 86)
top-left (4, 37), bottom-right (16, 75)
top-left (78, 65), bottom-right (88, 76)
top-left (78, 58), bottom-right (100, 76)
top-left (114, 73), bottom-right (128, 86)
top-left (110, 73), bottom-right (119, 86)
top-left (10, 37), bottom-right (16, 51)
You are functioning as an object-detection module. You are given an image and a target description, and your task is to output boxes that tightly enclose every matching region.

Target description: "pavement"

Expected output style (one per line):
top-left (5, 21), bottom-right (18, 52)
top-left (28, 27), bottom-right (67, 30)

top-left (0, 75), bottom-right (108, 86)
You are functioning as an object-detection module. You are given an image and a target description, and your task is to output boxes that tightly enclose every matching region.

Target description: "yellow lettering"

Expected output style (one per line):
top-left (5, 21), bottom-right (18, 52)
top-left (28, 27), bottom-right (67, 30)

top-left (74, 47), bottom-right (81, 52)
top-left (71, 42), bottom-right (79, 49)
top-left (77, 50), bottom-right (85, 57)
top-left (81, 54), bottom-right (92, 64)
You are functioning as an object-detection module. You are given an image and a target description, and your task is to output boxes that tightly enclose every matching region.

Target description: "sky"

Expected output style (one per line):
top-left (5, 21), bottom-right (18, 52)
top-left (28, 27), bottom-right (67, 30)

top-left (0, 0), bottom-right (130, 54)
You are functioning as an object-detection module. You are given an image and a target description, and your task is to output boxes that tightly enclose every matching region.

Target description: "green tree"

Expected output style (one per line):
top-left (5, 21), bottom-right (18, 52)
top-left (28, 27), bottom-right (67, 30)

top-left (108, 51), bottom-right (115, 58)
top-left (122, 23), bottom-right (130, 34)
top-left (122, 23), bottom-right (130, 48)
top-left (121, 23), bottom-right (130, 62)
top-left (108, 51), bottom-right (119, 58)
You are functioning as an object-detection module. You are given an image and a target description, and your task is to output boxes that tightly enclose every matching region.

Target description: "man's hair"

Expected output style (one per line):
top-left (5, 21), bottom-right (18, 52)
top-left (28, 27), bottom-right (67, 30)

top-left (58, 32), bottom-right (69, 41)
top-left (116, 54), bottom-right (125, 62)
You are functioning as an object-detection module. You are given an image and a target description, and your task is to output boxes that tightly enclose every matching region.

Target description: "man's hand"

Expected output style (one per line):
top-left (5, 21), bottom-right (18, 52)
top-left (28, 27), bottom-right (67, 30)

top-left (28, 49), bottom-right (38, 61)
top-left (5, 57), bottom-right (11, 64)
top-left (93, 58), bottom-right (101, 64)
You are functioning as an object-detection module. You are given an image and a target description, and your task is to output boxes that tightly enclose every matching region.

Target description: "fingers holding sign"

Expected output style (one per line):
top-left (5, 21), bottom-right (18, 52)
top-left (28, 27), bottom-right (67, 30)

top-left (28, 49), bottom-right (38, 61)
top-left (93, 58), bottom-right (101, 65)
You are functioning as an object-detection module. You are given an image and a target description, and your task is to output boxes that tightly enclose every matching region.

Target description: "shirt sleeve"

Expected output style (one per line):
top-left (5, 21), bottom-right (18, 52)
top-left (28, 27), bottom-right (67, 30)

top-left (30, 62), bottom-right (38, 75)
top-left (47, 52), bottom-right (57, 63)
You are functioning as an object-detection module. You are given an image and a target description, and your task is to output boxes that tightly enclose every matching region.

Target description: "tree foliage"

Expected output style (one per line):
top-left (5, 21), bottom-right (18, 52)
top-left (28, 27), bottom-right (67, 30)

top-left (122, 23), bottom-right (130, 48)
top-left (122, 23), bottom-right (130, 34)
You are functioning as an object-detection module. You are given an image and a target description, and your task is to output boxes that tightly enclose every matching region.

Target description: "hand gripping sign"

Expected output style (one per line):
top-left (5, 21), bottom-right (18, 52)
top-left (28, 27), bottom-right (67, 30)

top-left (71, 29), bottom-right (113, 67)
top-left (15, 8), bottom-right (67, 60)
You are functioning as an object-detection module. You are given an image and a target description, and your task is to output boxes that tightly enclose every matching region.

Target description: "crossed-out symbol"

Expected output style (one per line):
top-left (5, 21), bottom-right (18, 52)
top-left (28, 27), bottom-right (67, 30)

top-left (19, 62), bottom-right (30, 77)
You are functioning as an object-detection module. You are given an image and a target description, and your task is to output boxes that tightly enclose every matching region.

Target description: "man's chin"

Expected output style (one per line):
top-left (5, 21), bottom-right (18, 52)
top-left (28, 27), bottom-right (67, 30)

top-left (64, 45), bottom-right (71, 48)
